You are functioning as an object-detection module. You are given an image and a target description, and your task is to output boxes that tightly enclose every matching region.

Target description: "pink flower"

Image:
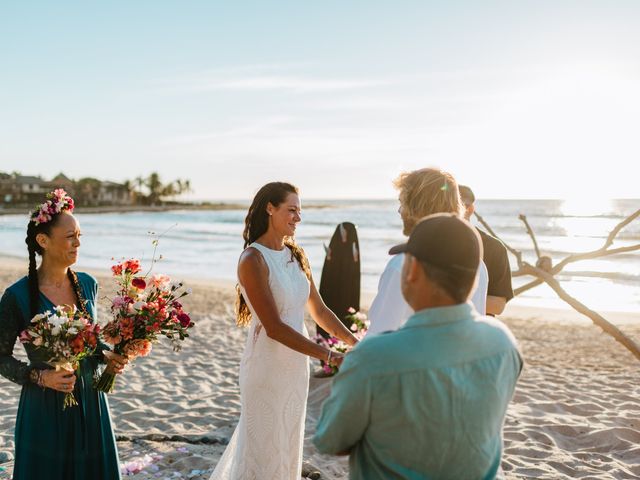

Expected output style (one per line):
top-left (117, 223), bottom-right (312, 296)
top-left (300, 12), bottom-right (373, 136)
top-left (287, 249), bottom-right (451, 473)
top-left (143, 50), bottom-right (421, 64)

top-left (123, 339), bottom-right (153, 358)
top-left (19, 330), bottom-right (32, 343)
top-left (112, 296), bottom-right (127, 308)
top-left (350, 323), bottom-right (358, 332)
top-left (35, 212), bottom-right (51, 225)
top-left (347, 307), bottom-right (356, 314)
top-left (150, 274), bottom-right (171, 289)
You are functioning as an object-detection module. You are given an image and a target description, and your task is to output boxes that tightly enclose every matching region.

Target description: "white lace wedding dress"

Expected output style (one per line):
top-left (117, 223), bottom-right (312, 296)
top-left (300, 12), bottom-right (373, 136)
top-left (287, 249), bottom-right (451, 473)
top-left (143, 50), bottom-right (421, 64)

top-left (210, 243), bottom-right (311, 480)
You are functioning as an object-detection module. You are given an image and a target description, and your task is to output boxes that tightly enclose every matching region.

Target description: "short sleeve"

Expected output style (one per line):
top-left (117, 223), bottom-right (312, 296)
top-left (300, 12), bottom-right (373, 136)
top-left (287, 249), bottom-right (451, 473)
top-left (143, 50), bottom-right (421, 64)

top-left (486, 241), bottom-right (514, 301)
top-left (367, 255), bottom-right (413, 335)
top-left (0, 289), bottom-right (33, 385)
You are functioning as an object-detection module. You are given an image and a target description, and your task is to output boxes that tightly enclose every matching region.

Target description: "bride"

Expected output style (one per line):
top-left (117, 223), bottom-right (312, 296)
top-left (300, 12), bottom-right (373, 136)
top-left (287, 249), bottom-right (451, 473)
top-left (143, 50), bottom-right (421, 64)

top-left (211, 181), bottom-right (359, 480)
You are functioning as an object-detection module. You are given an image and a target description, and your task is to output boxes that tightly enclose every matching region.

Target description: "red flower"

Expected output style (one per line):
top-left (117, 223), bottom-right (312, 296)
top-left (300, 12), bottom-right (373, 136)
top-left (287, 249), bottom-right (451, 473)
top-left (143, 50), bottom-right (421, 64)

top-left (111, 264), bottom-right (123, 276)
top-left (124, 259), bottom-right (141, 275)
top-left (70, 336), bottom-right (85, 354)
top-left (177, 313), bottom-right (191, 328)
top-left (131, 277), bottom-right (146, 290)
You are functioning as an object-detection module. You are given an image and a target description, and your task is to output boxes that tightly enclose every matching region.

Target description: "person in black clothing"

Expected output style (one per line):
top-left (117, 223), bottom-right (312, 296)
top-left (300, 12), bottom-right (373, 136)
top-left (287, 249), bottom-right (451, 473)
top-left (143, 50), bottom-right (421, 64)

top-left (459, 185), bottom-right (514, 315)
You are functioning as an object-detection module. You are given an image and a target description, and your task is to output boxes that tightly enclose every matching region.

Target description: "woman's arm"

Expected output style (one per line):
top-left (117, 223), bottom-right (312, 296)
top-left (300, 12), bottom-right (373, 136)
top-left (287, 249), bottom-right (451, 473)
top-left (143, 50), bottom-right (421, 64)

top-left (0, 290), bottom-right (34, 385)
top-left (307, 279), bottom-right (358, 347)
top-left (239, 248), bottom-right (341, 364)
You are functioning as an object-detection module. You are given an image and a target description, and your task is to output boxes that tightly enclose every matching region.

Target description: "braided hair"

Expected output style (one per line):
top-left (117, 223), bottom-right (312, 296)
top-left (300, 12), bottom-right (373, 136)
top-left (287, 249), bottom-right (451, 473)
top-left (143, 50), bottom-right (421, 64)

top-left (25, 212), bottom-right (88, 319)
top-left (236, 182), bottom-right (311, 327)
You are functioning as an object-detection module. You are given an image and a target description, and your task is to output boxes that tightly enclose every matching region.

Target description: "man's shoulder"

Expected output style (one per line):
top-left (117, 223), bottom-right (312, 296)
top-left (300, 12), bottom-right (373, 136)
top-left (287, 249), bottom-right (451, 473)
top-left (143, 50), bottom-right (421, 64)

top-left (473, 314), bottom-right (519, 350)
top-left (478, 230), bottom-right (508, 253)
top-left (349, 329), bottom-right (405, 361)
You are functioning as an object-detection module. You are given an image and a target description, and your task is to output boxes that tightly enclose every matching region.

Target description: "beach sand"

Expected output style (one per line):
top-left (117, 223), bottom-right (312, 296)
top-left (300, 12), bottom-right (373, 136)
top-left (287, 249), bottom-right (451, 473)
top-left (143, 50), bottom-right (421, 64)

top-left (1, 257), bottom-right (639, 479)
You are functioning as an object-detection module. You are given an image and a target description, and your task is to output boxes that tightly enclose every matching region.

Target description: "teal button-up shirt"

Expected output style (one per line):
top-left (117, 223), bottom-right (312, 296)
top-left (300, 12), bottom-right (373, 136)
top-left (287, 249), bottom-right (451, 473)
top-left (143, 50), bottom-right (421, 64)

top-left (313, 303), bottom-right (522, 480)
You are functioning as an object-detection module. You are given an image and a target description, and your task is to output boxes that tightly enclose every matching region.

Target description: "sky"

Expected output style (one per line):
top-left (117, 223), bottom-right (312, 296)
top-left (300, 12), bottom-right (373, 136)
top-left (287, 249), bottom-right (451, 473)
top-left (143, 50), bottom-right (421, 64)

top-left (1, 1), bottom-right (640, 200)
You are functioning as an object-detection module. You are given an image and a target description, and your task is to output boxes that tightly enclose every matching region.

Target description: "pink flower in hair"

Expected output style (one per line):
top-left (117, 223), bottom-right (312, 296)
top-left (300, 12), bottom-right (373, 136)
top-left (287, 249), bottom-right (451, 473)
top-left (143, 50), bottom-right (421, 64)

top-left (31, 188), bottom-right (75, 225)
top-left (35, 212), bottom-right (51, 225)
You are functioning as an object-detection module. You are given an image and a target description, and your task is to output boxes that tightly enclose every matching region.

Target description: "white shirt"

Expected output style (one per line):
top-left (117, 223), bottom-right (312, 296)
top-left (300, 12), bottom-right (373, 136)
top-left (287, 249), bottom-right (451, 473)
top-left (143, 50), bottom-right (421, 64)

top-left (367, 253), bottom-right (489, 336)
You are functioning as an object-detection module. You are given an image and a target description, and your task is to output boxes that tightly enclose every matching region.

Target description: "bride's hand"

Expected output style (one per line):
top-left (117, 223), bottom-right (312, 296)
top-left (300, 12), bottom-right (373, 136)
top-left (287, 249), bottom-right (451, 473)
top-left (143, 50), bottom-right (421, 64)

top-left (329, 351), bottom-right (345, 369)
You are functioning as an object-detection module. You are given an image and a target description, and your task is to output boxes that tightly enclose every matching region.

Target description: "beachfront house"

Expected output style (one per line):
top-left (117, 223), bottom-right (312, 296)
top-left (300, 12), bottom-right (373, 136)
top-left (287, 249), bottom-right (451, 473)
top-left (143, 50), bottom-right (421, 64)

top-left (97, 181), bottom-right (132, 205)
top-left (0, 175), bottom-right (48, 205)
top-left (0, 173), bottom-right (133, 207)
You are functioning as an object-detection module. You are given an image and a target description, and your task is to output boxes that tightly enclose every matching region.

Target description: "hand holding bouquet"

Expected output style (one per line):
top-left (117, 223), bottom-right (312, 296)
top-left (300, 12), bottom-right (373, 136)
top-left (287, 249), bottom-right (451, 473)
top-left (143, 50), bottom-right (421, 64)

top-left (94, 258), bottom-right (194, 393)
top-left (20, 305), bottom-right (100, 409)
top-left (314, 307), bottom-right (369, 375)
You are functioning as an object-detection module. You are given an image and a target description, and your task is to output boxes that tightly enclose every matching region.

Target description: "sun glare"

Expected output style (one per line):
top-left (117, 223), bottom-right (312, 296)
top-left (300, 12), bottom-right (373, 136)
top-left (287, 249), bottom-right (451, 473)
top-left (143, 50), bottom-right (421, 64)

top-left (560, 197), bottom-right (614, 218)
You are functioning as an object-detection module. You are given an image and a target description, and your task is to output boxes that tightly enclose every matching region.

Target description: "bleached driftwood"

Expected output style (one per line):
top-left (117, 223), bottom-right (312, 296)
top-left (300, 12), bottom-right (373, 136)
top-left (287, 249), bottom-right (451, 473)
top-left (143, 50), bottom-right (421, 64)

top-left (474, 208), bottom-right (640, 361)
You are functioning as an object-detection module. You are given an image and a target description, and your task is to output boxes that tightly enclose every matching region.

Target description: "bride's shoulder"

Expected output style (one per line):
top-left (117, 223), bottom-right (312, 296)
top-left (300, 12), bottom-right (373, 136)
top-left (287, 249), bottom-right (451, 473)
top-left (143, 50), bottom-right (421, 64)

top-left (238, 246), bottom-right (267, 267)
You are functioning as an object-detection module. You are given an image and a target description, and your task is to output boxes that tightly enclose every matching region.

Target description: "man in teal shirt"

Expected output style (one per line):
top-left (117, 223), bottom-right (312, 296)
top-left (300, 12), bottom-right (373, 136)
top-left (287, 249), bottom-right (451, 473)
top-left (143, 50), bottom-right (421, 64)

top-left (314, 213), bottom-right (523, 480)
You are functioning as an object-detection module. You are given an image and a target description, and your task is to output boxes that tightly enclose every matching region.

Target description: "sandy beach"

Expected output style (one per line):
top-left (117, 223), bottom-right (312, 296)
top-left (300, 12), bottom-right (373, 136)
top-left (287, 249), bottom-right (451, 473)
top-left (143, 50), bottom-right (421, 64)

top-left (1, 257), bottom-right (639, 479)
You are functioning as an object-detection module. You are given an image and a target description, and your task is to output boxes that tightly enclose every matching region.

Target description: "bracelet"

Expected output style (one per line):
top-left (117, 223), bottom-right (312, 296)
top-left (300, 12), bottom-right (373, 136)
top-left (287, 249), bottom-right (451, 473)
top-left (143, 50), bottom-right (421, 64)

top-left (326, 350), bottom-right (332, 365)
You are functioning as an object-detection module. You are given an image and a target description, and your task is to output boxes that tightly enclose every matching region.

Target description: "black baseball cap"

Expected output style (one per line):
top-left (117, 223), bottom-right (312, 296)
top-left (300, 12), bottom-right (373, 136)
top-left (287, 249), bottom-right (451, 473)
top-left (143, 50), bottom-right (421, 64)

top-left (389, 213), bottom-right (481, 275)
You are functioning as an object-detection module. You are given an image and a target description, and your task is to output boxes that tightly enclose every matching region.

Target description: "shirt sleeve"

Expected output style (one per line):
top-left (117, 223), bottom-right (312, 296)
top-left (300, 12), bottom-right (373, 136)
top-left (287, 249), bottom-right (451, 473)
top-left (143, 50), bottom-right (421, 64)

top-left (367, 256), bottom-right (413, 335)
top-left (0, 289), bottom-right (33, 385)
top-left (486, 243), bottom-right (514, 301)
top-left (313, 349), bottom-right (372, 454)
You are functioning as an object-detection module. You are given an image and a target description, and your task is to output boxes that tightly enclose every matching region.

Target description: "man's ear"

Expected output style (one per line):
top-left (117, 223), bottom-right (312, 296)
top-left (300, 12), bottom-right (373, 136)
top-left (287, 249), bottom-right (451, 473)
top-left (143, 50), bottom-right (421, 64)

top-left (404, 254), bottom-right (421, 283)
top-left (466, 203), bottom-right (475, 218)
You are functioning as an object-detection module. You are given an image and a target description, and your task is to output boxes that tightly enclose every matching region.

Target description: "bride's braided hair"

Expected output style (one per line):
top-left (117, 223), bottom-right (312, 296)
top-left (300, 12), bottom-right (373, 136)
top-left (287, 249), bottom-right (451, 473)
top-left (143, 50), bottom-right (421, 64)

top-left (236, 182), bottom-right (311, 327)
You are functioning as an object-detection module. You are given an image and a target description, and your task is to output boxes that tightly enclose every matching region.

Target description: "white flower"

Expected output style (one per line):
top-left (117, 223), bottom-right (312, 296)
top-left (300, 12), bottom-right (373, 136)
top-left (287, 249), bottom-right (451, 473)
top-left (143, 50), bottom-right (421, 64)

top-left (132, 301), bottom-right (146, 311)
top-left (68, 327), bottom-right (78, 335)
top-left (51, 326), bottom-right (61, 336)
top-left (31, 313), bottom-right (47, 323)
top-left (48, 314), bottom-right (67, 328)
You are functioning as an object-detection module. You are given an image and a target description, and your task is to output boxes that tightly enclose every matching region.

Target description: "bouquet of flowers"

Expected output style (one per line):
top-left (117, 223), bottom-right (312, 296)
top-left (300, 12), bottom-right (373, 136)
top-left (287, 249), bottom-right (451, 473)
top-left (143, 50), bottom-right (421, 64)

top-left (345, 307), bottom-right (369, 340)
top-left (313, 307), bottom-right (369, 375)
top-left (19, 305), bottom-right (100, 409)
top-left (94, 258), bottom-right (194, 393)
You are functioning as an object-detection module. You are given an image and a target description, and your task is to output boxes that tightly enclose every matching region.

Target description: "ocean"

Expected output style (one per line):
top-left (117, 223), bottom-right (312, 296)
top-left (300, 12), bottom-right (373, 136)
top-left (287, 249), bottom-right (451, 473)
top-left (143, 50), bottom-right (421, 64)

top-left (1, 198), bottom-right (639, 313)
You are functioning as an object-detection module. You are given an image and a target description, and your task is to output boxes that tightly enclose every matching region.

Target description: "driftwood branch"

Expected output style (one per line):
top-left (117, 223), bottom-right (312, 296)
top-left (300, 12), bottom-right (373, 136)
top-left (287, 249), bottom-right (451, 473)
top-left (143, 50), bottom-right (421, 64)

top-left (477, 207), bottom-right (640, 361)
top-left (474, 211), bottom-right (523, 267)
top-left (605, 208), bottom-right (640, 249)
top-left (518, 214), bottom-right (542, 260)
top-left (519, 263), bottom-right (640, 361)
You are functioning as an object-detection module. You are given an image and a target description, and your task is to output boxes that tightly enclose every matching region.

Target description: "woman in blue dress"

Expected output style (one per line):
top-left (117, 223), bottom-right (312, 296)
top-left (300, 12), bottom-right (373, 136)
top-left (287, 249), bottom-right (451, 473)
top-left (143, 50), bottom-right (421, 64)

top-left (0, 189), bottom-right (128, 480)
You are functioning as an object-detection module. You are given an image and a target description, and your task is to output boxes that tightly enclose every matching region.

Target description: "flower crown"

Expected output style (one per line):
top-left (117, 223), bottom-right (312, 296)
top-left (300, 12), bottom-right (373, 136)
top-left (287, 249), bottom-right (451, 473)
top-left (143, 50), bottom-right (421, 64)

top-left (30, 189), bottom-right (75, 225)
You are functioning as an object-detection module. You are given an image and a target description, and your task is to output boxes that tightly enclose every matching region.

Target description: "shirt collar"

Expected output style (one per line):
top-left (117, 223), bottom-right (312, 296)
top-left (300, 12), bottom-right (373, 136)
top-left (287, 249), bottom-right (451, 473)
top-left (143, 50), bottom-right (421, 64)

top-left (402, 302), bottom-right (474, 329)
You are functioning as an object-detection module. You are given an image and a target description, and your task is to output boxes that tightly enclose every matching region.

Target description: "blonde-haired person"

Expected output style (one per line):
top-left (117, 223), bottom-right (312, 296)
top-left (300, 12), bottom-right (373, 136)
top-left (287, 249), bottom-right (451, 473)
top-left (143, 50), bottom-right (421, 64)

top-left (366, 168), bottom-right (489, 335)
